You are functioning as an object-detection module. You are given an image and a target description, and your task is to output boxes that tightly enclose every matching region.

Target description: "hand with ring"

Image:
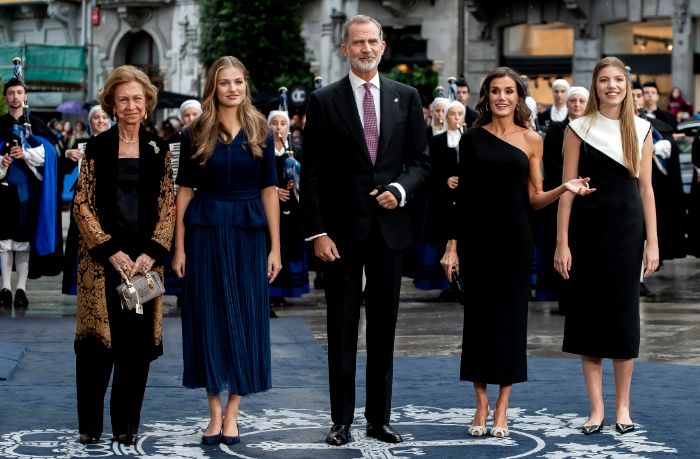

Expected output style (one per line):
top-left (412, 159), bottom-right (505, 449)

top-left (131, 253), bottom-right (155, 278)
top-left (109, 251), bottom-right (135, 280)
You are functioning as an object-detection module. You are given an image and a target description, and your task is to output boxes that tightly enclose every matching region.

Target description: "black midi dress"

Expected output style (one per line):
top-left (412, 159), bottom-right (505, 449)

top-left (452, 127), bottom-right (533, 385)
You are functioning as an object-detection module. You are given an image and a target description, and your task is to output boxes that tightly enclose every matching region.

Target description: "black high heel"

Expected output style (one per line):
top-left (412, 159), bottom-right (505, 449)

top-left (78, 433), bottom-right (100, 444)
top-left (615, 423), bottom-right (635, 434)
top-left (581, 418), bottom-right (604, 435)
top-left (112, 433), bottom-right (138, 445)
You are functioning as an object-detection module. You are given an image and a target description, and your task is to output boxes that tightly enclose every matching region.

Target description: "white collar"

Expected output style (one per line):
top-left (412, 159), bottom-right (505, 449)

top-left (551, 104), bottom-right (568, 122)
top-left (274, 145), bottom-right (286, 157)
top-left (568, 111), bottom-right (650, 177)
top-left (446, 129), bottom-right (461, 148)
top-left (349, 71), bottom-right (380, 91)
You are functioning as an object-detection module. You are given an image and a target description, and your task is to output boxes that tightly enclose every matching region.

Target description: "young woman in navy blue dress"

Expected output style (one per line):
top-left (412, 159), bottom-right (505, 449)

top-left (172, 56), bottom-right (281, 445)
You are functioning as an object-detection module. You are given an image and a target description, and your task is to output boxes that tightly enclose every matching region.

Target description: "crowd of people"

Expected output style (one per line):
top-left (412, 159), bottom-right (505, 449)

top-left (1, 11), bottom-right (699, 449)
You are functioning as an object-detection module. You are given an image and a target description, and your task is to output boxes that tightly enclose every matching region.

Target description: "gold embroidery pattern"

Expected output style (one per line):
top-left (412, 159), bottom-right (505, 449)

top-left (152, 150), bottom-right (176, 251)
top-left (73, 158), bottom-right (112, 250)
top-left (73, 153), bottom-right (173, 351)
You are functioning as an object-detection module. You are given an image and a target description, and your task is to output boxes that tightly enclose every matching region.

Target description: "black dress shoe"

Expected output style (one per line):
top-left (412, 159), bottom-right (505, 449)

top-left (78, 433), bottom-right (100, 444)
top-left (325, 424), bottom-right (351, 446)
top-left (366, 423), bottom-right (403, 443)
top-left (14, 289), bottom-right (28, 309)
top-left (581, 418), bottom-right (604, 435)
top-left (0, 288), bottom-right (12, 308)
top-left (615, 423), bottom-right (635, 434)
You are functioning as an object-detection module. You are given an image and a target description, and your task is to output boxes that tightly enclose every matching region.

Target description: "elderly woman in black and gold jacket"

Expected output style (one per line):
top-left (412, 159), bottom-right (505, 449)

top-left (72, 65), bottom-right (175, 446)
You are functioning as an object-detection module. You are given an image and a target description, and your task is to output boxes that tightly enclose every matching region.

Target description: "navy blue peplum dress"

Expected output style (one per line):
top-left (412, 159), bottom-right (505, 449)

top-left (177, 128), bottom-right (277, 395)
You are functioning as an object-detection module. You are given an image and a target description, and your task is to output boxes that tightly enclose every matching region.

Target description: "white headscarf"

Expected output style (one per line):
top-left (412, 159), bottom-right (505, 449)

top-left (267, 110), bottom-right (290, 125)
top-left (447, 100), bottom-right (465, 114)
top-left (431, 97), bottom-right (450, 133)
top-left (566, 86), bottom-right (589, 102)
top-left (551, 79), bottom-right (571, 91)
top-left (179, 100), bottom-right (202, 119)
top-left (86, 105), bottom-right (110, 136)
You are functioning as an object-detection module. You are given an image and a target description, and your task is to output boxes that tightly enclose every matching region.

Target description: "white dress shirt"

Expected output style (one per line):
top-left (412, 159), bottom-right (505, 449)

top-left (349, 71), bottom-right (381, 131)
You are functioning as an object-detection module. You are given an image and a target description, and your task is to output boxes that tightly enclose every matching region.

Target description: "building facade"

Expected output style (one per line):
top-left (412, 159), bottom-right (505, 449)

top-left (0, 0), bottom-right (200, 110)
top-left (463, 0), bottom-right (697, 108)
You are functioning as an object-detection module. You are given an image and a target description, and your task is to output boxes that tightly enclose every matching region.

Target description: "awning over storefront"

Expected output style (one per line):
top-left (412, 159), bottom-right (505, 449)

top-left (0, 43), bottom-right (86, 91)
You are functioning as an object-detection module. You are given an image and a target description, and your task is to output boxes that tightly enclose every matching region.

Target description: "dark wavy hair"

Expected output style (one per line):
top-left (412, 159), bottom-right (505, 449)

top-left (474, 67), bottom-right (531, 129)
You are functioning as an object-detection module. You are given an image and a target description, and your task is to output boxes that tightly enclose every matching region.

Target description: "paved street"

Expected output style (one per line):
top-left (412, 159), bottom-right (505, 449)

top-left (0, 255), bottom-right (699, 458)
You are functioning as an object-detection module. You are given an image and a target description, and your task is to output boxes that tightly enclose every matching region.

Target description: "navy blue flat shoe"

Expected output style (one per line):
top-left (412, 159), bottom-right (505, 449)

top-left (222, 422), bottom-right (240, 445)
top-left (201, 430), bottom-right (222, 445)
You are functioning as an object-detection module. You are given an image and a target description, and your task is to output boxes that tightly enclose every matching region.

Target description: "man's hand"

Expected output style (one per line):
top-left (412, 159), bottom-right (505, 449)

top-left (314, 235), bottom-right (340, 262)
top-left (369, 189), bottom-right (398, 210)
top-left (8, 145), bottom-right (24, 160)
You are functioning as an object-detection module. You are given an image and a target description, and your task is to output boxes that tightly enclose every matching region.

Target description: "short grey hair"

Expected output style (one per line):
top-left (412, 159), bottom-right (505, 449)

top-left (341, 15), bottom-right (383, 44)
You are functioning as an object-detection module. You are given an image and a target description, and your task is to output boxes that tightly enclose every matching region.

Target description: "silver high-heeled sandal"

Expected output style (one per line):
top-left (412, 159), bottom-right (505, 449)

top-left (468, 406), bottom-right (490, 437)
top-left (490, 416), bottom-right (509, 438)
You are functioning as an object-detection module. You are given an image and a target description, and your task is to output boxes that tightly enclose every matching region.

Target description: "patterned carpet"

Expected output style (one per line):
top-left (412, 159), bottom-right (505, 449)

top-left (0, 317), bottom-right (696, 458)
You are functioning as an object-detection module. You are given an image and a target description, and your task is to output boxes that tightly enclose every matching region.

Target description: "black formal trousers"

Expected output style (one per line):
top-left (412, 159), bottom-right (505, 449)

top-left (76, 258), bottom-right (155, 439)
top-left (76, 350), bottom-right (151, 438)
top-left (323, 218), bottom-right (402, 426)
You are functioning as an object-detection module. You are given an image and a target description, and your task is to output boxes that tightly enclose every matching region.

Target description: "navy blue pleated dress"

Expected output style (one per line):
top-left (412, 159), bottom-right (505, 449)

top-left (177, 127), bottom-right (276, 396)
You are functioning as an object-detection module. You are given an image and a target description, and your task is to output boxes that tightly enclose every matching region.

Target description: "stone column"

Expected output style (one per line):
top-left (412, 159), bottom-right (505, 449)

top-left (464, 13), bottom-right (498, 90)
top-left (672, 0), bottom-right (693, 101)
top-left (571, 37), bottom-right (600, 89)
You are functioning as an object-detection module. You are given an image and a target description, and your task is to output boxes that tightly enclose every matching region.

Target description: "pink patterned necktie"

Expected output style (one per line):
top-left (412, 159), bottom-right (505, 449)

top-left (363, 82), bottom-right (378, 165)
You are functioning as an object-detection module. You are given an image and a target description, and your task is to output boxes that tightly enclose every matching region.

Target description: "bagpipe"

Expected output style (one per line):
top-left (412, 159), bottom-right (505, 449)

top-left (1, 57), bottom-right (58, 256)
top-left (278, 87), bottom-right (301, 211)
top-left (12, 57), bottom-right (32, 136)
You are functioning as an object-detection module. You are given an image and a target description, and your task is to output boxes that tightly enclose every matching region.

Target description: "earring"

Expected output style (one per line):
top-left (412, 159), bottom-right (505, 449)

top-left (515, 103), bottom-right (519, 110)
top-left (144, 113), bottom-right (148, 120)
top-left (112, 111), bottom-right (118, 121)
top-left (485, 104), bottom-right (490, 112)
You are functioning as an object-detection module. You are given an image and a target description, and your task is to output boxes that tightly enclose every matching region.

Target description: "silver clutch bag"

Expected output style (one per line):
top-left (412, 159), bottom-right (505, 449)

top-left (116, 271), bottom-right (164, 314)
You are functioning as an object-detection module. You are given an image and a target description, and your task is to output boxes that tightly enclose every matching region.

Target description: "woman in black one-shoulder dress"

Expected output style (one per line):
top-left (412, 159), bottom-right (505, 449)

top-left (441, 67), bottom-right (592, 439)
top-left (555, 57), bottom-right (658, 435)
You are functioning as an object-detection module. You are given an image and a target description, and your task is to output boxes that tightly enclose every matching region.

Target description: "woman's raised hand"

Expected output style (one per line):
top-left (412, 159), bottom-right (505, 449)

top-left (564, 177), bottom-right (596, 196)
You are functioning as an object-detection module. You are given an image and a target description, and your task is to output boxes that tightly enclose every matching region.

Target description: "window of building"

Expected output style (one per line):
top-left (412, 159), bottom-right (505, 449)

top-left (503, 23), bottom-right (573, 57)
top-left (501, 23), bottom-right (574, 106)
top-left (605, 20), bottom-right (672, 55)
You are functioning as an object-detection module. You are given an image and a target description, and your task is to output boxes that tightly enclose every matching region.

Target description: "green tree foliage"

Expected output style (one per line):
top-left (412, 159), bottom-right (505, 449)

top-left (382, 64), bottom-right (438, 104)
top-left (198, 0), bottom-right (311, 93)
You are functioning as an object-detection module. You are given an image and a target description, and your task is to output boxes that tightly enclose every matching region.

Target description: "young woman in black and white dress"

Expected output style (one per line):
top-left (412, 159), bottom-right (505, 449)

top-left (555, 57), bottom-right (659, 435)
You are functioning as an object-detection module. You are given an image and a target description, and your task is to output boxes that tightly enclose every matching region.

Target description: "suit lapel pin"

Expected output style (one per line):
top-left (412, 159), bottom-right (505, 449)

top-left (394, 98), bottom-right (399, 103)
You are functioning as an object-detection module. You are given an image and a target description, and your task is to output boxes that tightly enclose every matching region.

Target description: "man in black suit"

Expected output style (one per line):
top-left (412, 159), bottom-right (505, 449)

top-left (300, 14), bottom-right (430, 447)
top-left (642, 81), bottom-right (677, 130)
top-left (455, 77), bottom-right (478, 128)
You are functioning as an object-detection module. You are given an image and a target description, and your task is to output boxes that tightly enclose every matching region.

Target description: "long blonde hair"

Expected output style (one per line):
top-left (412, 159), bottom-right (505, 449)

top-left (190, 56), bottom-right (269, 164)
top-left (584, 57), bottom-right (639, 177)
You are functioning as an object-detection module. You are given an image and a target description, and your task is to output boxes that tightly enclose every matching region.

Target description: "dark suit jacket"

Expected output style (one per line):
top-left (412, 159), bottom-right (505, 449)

top-left (300, 74), bottom-right (430, 251)
top-left (426, 132), bottom-right (459, 242)
top-left (465, 106), bottom-right (479, 128)
top-left (542, 119), bottom-right (569, 191)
